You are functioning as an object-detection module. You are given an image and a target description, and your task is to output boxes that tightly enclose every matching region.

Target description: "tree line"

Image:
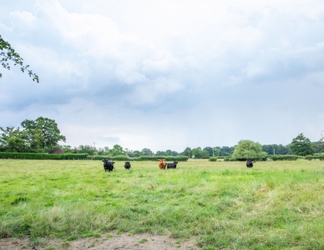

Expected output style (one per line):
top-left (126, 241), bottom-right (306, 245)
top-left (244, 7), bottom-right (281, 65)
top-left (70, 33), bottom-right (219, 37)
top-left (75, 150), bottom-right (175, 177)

top-left (1, 117), bottom-right (323, 158)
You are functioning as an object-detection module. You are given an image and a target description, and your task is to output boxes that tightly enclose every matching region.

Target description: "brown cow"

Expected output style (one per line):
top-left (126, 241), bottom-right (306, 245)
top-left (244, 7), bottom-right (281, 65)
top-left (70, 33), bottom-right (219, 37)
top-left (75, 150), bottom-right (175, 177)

top-left (158, 159), bottom-right (167, 169)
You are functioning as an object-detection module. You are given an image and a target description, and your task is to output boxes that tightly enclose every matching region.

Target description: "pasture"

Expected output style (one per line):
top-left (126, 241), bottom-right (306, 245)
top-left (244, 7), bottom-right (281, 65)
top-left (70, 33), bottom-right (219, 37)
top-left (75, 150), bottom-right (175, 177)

top-left (0, 159), bottom-right (324, 249)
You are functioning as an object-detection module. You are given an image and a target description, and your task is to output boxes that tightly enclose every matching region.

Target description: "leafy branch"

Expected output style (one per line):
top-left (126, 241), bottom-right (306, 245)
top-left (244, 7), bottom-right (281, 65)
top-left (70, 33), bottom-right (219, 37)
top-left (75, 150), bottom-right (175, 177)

top-left (0, 35), bottom-right (39, 83)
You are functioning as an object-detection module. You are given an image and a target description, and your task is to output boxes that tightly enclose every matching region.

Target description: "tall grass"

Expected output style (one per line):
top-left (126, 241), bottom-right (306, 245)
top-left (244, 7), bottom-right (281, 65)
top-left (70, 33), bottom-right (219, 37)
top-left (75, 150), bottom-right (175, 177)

top-left (1, 159), bottom-right (324, 249)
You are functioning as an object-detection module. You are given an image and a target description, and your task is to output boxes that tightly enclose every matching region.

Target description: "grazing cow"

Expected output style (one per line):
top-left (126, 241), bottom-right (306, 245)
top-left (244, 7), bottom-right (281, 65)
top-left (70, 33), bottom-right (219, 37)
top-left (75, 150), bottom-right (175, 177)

top-left (167, 161), bottom-right (178, 169)
top-left (102, 159), bottom-right (115, 172)
top-left (158, 159), bottom-right (167, 169)
top-left (246, 160), bottom-right (253, 168)
top-left (124, 161), bottom-right (131, 170)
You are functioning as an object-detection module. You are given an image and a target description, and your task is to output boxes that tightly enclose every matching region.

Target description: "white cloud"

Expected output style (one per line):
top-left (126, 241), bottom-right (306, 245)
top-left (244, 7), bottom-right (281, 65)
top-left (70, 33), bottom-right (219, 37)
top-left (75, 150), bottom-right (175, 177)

top-left (10, 11), bottom-right (36, 27)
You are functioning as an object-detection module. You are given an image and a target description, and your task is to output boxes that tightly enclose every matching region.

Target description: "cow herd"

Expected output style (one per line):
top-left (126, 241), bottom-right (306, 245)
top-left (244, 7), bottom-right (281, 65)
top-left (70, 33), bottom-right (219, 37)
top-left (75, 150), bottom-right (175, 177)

top-left (102, 159), bottom-right (179, 172)
top-left (102, 158), bottom-right (254, 172)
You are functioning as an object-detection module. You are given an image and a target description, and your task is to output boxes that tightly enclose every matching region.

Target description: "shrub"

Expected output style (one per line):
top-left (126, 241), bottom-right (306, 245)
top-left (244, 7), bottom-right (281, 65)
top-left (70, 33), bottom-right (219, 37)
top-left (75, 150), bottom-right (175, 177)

top-left (269, 155), bottom-right (304, 161)
top-left (305, 155), bottom-right (324, 161)
top-left (209, 157), bottom-right (218, 162)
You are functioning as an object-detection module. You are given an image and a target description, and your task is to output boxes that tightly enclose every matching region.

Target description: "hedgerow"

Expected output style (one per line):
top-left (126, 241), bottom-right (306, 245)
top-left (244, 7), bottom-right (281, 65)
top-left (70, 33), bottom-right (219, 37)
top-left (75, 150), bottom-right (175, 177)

top-left (0, 152), bottom-right (88, 160)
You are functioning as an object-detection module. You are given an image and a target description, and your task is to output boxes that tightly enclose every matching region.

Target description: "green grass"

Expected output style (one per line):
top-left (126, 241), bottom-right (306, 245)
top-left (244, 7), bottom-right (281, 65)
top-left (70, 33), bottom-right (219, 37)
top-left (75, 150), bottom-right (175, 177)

top-left (1, 159), bottom-right (324, 249)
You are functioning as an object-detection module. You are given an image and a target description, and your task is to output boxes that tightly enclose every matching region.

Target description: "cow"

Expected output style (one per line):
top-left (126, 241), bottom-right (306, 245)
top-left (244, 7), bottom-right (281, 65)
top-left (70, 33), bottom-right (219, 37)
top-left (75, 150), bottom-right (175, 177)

top-left (167, 161), bottom-right (178, 169)
top-left (246, 160), bottom-right (253, 168)
top-left (124, 161), bottom-right (131, 170)
top-left (102, 159), bottom-right (115, 172)
top-left (158, 159), bottom-right (167, 169)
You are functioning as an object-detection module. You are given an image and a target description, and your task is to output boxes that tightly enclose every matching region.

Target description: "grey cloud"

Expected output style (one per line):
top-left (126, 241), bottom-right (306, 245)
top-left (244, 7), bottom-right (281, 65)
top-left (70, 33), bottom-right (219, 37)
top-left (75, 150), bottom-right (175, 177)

top-left (1, 0), bottom-right (324, 151)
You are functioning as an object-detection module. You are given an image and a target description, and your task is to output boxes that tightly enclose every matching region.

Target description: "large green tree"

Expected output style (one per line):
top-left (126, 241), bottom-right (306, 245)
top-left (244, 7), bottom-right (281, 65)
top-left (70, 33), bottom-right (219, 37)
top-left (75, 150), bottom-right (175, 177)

top-left (180, 147), bottom-right (192, 158)
top-left (109, 144), bottom-right (126, 156)
top-left (290, 133), bottom-right (314, 156)
top-left (0, 35), bottom-right (39, 82)
top-left (232, 140), bottom-right (267, 160)
top-left (21, 117), bottom-right (66, 152)
top-left (0, 117), bottom-right (65, 152)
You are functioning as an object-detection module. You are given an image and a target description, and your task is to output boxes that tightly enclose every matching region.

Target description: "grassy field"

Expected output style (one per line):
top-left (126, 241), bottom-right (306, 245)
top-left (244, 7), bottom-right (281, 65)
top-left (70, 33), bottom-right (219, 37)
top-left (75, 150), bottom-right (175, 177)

top-left (0, 159), bottom-right (324, 249)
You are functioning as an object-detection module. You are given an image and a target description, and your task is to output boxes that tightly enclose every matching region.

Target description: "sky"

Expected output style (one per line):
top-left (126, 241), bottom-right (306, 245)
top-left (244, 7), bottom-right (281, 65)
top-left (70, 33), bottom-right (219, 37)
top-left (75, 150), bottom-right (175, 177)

top-left (1, 0), bottom-right (324, 153)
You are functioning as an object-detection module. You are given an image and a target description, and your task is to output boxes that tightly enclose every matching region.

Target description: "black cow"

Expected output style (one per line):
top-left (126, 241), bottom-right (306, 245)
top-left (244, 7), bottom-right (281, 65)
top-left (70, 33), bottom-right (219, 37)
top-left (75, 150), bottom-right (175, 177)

top-left (167, 161), bottom-right (178, 169)
top-left (102, 159), bottom-right (115, 172)
top-left (124, 161), bottom-right (131, 170)
top-left (246, 160), bottom-right (253, 168)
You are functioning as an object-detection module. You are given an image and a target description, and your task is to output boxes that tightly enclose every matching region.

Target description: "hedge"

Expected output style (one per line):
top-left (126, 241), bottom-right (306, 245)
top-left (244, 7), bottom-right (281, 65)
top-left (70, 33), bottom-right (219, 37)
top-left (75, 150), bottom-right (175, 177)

top-left (223, 157), bottom-right (267, 161)
top-left (305, 155), bottom-right (324, 161)
top-left (0, 152), bottom-right (89, 160)
top-left (268, 155), bottom-right (304, 161)
top-left (0, 153), bottom-right (189, 161)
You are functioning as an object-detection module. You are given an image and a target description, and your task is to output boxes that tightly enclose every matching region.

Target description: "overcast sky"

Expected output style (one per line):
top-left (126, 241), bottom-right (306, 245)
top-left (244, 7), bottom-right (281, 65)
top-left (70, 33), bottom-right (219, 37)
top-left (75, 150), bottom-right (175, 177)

top-left (1, 0), bottom-right (324, 152)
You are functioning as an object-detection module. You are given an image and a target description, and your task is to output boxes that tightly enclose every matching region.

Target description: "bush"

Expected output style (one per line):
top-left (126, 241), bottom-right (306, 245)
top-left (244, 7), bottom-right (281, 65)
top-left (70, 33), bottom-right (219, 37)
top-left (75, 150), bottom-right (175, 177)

top-left (269, 155), bottom-right (304, 161)
top-left (223, 156), bottom-right (234, 161)
top-left (0, 152), bottom-right (88, 160)
top-left (305, 154), bottom-right (324, 161)
top-left (209, 157), bottom-right (218, 162)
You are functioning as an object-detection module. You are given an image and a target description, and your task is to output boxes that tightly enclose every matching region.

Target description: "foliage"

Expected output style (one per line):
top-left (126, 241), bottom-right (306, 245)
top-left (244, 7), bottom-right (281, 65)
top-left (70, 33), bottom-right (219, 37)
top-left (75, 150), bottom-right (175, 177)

top-left (209, 157), bottom-right (218, 161)
top-left (0, 35), bottom-right (39, 82)
top-left (232, 140), bottom-right (267, 161)
top-left (180, 147), bottom-right (192, 158)
top-left (290, 133), bottom-right (314, 156)
top-left (218, 146), bottom-right (235, 156)
top-left (126, 149), bottom-right (141, 158)
top-left (77, 145), bottom-right (98, 155)
top-left (97, 146), bottom-right (110, 155)
top-left (305, 154), bottom-right (324, 161)
top-left (0, 127), bottom-right (27, 152)
top-left (59, 145), bottom-right (77, 154)
top-left (1, 160), bottom-right (324, 249)
top-left (0, 117), bottom-right (66, 153)
top-left (21, 117), bottom-right (66, 152)
top-left (0, 152), bottom-right (88, 159)
top-left (269, 155), bottom-right (304, 161)
top-left (192, 147), bottom-right (209, 159)
top-left (141, 148), bottom-right (154, 156)
top-left (110, 144), bottom-right (126, 156)
top-left (155, 149), bottom-right (179, 156)
top-left (262, 144), bottom-right (291, 155)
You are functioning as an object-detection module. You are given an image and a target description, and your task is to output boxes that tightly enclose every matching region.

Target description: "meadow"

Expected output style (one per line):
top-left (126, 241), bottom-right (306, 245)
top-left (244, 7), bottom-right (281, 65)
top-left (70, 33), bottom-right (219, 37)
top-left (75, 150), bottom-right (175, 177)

top-left (0, 159), bottom-right (324, 249)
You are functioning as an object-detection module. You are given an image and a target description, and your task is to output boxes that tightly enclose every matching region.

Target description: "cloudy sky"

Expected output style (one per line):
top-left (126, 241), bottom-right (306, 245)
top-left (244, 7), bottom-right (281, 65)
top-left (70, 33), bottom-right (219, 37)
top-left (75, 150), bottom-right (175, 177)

top-left (1, 0), bottom-right (324, 152)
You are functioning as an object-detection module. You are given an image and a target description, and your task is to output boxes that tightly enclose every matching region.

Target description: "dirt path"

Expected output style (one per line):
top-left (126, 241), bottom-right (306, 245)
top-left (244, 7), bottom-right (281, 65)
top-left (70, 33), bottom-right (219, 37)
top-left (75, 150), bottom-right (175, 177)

top-left (0, 234), bottom-right (199, 250)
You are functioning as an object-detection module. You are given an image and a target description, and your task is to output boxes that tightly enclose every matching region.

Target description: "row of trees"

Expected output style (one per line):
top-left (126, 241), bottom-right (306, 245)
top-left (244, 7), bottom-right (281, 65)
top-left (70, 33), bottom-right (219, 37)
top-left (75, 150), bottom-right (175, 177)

top-left (59, 145), bottom-right (236, 158)
top-left (1, 117), bottom-right (323, 158)
top-left (66, 133), bottom-right (321, 159)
